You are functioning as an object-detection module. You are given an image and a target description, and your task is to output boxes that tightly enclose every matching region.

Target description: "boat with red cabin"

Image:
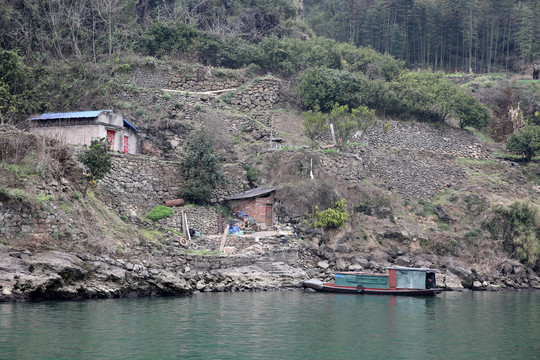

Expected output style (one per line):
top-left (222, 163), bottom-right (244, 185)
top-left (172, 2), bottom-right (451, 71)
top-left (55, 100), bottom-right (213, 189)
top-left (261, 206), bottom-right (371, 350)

top-left (302, 266), bottom-right (444, 296)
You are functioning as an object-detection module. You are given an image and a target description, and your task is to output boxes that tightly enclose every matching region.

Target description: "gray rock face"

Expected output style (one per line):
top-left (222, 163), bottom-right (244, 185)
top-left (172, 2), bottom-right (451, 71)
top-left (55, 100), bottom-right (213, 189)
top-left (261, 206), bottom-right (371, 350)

top-left (317, 261), bottom-right (329, 269)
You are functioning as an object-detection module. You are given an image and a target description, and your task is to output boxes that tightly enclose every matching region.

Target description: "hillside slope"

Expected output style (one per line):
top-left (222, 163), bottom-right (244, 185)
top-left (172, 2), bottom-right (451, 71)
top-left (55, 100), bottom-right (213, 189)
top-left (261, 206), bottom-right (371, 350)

top-left (1, 59), bottom-right (540, 301)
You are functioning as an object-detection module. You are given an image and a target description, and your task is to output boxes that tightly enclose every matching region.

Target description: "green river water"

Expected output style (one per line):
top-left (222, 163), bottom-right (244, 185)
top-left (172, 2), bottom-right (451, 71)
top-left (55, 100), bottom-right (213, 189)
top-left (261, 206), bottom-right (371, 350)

top-left (1, 291), bottom-right (539, 359)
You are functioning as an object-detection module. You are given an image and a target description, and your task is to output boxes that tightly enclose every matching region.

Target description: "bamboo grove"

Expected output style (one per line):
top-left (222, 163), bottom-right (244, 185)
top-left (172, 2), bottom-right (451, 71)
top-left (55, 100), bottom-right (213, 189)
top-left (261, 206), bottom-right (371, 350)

top-left (303, 0), bottom-right (540, 72)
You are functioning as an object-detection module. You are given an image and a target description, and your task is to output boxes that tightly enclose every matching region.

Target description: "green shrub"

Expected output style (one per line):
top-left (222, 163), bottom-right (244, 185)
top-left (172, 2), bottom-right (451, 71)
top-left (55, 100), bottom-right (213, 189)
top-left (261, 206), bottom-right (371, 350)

top-left (506, 125), bottom-right (540, 161)
top-left (0, 186), bottom-right (29, 203)
top-left (77, 137), bottom-right (111, 198)
top-left (242, 164), bottom-right (259, 183)
top-left (297, 67), bottom-right (365, 112)
top-left (37, 192), bottom-right (54, 204)
top-left (302, 108), bottom-right (328, 149)
top-left (140, 21), bottom-right (199, 55)
top-left (146, 205), bottom-right (174, 221)
top-left (180, 127), bottom-right (225, 204)
top-left (310, 199), bottom-right (349, 229)
top-left (464, 228), bottom-right (482, 239)
top-left (221, 92), bottom-right (234, 104)
top-left (418, 199), bottom-right (435, 216)
top-left (484, 202), bottom-right (540, 268)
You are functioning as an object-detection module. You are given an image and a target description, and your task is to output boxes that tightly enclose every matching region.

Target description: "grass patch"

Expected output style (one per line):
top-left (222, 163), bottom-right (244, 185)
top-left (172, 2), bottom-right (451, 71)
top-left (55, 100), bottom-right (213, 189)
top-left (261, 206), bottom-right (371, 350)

top-left (464, 127), bottom-right (495, 144)
top-left (146, 205), bottom-right (174, 221)
top-left (187, 249), bottom-right (221, 256)
top-left (141, 229), bottom-right (164, 242)
top-left (0, 163), bottom-right (35, 179)
top-left (457, 158), bottom-right (498, 165)
top-left (492, 153), bottom-right (540, 161)
top-left (0, 186), bottom-right (32, 203)
top-left (418, 199), bottom-right (435, 216)
top-left (37, 192), bottom-right (54, 204)
top-left (166, 227), bottom-right (184, 236)
top-left (344, 142), bottom-right (366, 147)
top-left (464, 227), bottom-right (482, 239)
top-left (317, 148), bottom-right (339, 154)
top-left (220, 91), bottom-right (235, 104)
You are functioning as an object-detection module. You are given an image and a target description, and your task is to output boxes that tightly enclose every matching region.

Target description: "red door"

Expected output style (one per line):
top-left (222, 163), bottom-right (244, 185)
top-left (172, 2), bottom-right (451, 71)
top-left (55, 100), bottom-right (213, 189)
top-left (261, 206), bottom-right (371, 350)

top-left (106, 130), bottom-right (115, 150)
top-left (123, 136), bottom-right (129, 154)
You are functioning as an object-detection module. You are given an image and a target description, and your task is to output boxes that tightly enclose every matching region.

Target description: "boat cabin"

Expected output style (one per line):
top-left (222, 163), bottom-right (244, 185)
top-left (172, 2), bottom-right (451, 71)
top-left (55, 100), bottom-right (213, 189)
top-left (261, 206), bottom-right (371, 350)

top-left (334, 266), bottom-right (438, 290)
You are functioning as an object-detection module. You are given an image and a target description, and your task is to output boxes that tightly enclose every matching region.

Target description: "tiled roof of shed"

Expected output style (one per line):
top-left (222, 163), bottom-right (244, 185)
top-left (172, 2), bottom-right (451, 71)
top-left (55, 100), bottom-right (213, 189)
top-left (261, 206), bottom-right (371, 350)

top-left (227, 187), bottom-right (276, 200)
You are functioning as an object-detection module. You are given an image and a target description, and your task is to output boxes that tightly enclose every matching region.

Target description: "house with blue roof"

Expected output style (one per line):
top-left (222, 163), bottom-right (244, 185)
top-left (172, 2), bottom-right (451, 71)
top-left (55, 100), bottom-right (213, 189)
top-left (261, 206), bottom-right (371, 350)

top-left (29, 110), bottom-right (140, 154)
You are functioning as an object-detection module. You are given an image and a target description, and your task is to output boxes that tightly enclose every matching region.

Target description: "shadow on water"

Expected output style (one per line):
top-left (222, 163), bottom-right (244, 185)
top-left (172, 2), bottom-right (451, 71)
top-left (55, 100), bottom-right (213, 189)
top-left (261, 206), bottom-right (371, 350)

top-left (0, 291), bottom-right (539, 360)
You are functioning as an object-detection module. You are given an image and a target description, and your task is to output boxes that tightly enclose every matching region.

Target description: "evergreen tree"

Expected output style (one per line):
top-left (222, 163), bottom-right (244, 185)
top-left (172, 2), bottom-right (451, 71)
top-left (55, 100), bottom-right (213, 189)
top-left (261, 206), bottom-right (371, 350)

top-left (302, 108), bottom-right (328, 149)
top-left (506, 125), bottom-right (540, 161)
top-left (77, 137), bottom-right (112, 198)
top-left (180, 127), bottom-right (225, 204)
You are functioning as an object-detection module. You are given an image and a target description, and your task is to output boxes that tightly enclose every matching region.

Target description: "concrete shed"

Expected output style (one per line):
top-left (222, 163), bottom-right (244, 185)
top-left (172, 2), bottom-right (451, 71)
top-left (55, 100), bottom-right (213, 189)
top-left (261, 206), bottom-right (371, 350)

top-left (227, 187), bottom-right (276, 227)
top-left (28, 110), bottom-right (139, 154)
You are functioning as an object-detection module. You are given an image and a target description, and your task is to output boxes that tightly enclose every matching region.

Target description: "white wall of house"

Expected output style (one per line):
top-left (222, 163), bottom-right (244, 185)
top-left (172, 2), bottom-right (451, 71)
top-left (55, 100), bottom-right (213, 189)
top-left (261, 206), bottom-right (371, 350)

top-left (98, 125), bottom-right (138, 154)
top-left (29, 112), bottom-right (138, 154)
top-left (31, 124), bottom-right (101, 147)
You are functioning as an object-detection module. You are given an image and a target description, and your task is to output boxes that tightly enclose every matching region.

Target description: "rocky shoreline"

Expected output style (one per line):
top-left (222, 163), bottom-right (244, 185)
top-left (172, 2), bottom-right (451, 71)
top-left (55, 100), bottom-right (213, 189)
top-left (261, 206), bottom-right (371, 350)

top-left (2, 232), bottom-right (540, 302)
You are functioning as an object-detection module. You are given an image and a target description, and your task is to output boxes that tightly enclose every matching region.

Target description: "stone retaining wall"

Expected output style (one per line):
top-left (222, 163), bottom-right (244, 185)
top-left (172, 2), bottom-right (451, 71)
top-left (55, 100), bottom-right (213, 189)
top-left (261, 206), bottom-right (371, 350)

top-left (130, 66), bottom-right (171, 89)
top-left (99, 153), bottom-right (184, 216)
top-left (229, 78), bottom-right (280, 112)
top-left (364, 120), bottom-right (485, 159)
top-left (129, 65), bottom-right (247, 92)
top-left (168, 73), bottom-right (244, 92)
top-left (98, 153), bottom-right (244, 218)
top-left (157, 206), bottom-right (220, 235)
top-left (0, 201), bottom-right (67, 239)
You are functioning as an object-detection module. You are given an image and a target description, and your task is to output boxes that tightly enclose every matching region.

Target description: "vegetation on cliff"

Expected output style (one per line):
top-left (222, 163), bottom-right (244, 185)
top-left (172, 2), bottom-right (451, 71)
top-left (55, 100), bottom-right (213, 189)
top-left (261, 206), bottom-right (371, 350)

top-left (0, 0), bottom-right (539, 285)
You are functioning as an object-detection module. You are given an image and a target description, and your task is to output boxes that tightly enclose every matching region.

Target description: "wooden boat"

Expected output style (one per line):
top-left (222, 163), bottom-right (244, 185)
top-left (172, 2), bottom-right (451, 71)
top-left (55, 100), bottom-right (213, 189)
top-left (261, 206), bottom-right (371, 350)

top-left (302, 266), bottom-right (444, 296)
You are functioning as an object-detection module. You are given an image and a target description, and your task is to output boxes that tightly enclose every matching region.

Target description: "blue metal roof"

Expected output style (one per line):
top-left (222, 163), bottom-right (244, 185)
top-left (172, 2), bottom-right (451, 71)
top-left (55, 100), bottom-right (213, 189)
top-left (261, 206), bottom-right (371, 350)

top-left (29, 110), bottom-right (112, 121)
top-left (123, 118), bottom-right (139, 133)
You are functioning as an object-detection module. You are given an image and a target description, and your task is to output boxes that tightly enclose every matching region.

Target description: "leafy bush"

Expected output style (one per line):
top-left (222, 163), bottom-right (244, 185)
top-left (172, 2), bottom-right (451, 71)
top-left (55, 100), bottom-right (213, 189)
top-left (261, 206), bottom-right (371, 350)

top-left (391, 71), bottom-right (458, 123)
top-left (77, 137), bottom-right (111, 198)
top-left (302, 108), bottom-right (328, 149)
top-left (453, 90), bottom-right (491, 129)
top-left (297, 67), bottom-right (364, 112)
top-left (330, 104), bottom-right (375, 149)
top-left (506, 125), bottom-right (540, 161)
top-left (146, 205), bottom-right (174, 221)
top-left (484, 202), bottom-right (540, 268)
top-left (140, 21), bottom-right (199, 55)
top-left (385, 71), bottom-right (490, 128)
top-left (242, 164), bottom-right (259, 183)
top-left (180, 127), bottom-right (225, 204)
top-left (310, 199), bottom-right (349, 229)
top-left (0, 50), bottom-right (28, 122)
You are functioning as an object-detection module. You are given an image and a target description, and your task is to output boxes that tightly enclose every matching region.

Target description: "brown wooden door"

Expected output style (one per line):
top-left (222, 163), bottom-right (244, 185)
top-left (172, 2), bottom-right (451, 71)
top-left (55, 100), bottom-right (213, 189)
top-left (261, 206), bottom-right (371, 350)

top-left (265, 204), bottom-right (273, 226)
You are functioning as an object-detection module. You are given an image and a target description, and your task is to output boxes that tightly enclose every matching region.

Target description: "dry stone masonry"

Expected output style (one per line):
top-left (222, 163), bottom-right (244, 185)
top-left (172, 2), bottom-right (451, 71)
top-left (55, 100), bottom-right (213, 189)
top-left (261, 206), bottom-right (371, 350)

top-left (157, 206), bottom-right (220, 236)
top-left (365, 120), bottom-right (486, 159)
top-left (229, 78), bottom-right (280, 112)
top-left (100, 153), bottom-right (184, 216)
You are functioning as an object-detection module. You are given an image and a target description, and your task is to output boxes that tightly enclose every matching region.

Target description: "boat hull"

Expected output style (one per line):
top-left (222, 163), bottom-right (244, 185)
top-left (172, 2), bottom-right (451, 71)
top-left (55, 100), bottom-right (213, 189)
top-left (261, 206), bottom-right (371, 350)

top-left (302, 280), bottom-right (444, 296)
